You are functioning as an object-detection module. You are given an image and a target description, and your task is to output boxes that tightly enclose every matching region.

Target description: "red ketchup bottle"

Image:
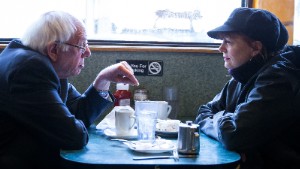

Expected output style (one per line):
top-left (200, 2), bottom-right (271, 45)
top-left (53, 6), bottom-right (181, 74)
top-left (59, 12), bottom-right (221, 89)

top-left (113, 83), bottom-right (131, 106)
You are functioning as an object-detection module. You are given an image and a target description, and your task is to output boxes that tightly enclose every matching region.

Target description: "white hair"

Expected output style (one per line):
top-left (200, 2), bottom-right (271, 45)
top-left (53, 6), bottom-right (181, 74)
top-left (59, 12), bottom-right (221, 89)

top-left (21, 11), bottom-right (85, 55)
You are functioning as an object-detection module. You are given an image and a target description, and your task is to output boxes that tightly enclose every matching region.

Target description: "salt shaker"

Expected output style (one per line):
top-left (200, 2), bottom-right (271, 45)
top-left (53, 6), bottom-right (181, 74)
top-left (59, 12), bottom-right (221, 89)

top-left (134, 88), bottom-right (148, 101)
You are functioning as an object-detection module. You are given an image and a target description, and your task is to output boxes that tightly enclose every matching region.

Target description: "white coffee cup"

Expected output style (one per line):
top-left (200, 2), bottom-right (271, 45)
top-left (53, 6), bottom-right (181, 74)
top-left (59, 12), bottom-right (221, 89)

top-left (115, 108), bottom-right (136, 136)
top-left (135, 101), bottom-right (172, 120)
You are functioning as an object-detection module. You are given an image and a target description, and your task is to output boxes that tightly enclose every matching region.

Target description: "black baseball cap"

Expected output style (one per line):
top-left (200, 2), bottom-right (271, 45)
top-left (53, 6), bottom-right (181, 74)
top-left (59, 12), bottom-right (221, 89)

top-left (207, 7), bottom-right (288, 52)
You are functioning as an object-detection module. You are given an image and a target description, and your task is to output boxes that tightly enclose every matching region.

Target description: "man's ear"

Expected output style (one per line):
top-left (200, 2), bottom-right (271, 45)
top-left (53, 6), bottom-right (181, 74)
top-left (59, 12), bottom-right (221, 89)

top-left (46, 43), bottom-right (58, 62)
top-left (251, 41), bottom-right (263, 56)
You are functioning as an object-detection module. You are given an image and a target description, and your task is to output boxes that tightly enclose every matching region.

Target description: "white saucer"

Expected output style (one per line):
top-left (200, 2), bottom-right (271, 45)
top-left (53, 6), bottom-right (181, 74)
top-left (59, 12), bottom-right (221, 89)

top-left (123, 139), bottom-right (175, 153)
top-left (103, 128), bottom-right (138, 139)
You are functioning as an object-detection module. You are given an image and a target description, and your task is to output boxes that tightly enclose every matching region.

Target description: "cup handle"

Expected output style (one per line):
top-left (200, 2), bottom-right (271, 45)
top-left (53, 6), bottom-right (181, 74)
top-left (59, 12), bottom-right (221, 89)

top-left (130, 115), bottom-right (136, 129)
top-left (167, 105), bottom-right (172, 116)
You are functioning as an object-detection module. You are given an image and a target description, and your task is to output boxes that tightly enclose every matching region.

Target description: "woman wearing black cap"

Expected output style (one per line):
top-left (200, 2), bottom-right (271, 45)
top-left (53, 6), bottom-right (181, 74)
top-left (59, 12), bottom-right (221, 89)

top-left (195, 7), bottom-right (300, 169)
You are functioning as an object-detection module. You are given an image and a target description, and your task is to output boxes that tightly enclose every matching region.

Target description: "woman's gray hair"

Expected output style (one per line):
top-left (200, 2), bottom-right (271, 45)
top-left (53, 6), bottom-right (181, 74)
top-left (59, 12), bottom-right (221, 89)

top-left (21, 11), bottom-right (85, 55)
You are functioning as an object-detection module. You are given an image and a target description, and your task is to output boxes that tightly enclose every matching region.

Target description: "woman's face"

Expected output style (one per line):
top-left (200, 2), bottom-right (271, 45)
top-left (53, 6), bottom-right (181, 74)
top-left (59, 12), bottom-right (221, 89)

top-left (218, 33), bottom-right (258, 70)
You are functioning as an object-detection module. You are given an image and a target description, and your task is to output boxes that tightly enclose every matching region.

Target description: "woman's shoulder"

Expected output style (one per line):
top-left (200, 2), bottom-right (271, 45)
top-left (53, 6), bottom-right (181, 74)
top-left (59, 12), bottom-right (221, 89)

top-left (281, 45), bottom-right (300, 68)
top-left (256, 48), bottom-right (300, 88)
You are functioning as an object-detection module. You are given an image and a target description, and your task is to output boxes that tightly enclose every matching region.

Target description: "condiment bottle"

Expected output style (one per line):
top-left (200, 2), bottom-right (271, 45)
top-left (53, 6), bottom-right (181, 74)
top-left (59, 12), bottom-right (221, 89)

top-left (113, 83), bottom-right (131, 106)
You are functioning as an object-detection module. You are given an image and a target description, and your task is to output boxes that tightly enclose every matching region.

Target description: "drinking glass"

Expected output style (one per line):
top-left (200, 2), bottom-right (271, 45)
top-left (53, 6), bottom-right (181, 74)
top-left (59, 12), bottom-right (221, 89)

top-left (136, 110), bottom-right (157, 142)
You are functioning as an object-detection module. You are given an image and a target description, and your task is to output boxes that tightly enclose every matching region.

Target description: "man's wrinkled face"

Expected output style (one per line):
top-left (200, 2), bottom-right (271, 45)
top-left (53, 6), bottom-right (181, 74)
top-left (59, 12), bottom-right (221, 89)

top-left (54, 27), bottom-right (91, 79)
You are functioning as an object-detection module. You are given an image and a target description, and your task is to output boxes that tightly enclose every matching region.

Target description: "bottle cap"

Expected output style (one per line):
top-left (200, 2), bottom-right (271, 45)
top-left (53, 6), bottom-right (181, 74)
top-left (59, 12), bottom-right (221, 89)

top-left (116, 83), bottom-right (129, 90)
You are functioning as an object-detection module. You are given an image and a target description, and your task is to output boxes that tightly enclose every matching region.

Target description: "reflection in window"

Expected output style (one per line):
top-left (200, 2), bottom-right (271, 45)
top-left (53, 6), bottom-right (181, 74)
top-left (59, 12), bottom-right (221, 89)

top-left (88, 0), bottom-right (241, 43)
top-left (1, 0), bottom-right (242, 44)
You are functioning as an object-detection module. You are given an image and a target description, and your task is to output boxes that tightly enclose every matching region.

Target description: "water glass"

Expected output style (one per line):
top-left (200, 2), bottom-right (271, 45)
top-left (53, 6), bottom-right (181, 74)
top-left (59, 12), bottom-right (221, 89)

top-left (137, 110), bottom-right (157, 142)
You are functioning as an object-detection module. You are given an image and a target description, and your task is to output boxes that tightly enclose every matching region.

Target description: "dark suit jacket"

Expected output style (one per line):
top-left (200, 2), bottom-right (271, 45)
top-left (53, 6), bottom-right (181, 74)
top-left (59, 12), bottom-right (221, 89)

top-left (0, 40), bottom-right (114, 169)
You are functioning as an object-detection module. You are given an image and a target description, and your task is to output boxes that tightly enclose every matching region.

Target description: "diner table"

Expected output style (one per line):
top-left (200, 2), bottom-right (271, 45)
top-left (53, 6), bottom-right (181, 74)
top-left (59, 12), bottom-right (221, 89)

top-left (60, 127), bottom-right (241, 169)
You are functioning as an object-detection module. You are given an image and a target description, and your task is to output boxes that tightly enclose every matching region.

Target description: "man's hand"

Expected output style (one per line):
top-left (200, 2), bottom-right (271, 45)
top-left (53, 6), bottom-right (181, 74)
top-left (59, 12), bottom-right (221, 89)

top-left (93, 61), bottom-right (139, 91)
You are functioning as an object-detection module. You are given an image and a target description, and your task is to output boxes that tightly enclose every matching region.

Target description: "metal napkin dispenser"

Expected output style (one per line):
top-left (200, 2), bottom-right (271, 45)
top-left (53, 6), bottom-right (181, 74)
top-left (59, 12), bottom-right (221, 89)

top-left (177, 121), bottom-right (200, 154)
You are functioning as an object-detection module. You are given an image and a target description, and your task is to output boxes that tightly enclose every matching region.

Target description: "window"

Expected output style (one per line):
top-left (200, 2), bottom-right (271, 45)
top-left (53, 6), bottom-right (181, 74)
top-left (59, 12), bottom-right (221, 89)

top-left (1, 0), bottom-right (245, 46)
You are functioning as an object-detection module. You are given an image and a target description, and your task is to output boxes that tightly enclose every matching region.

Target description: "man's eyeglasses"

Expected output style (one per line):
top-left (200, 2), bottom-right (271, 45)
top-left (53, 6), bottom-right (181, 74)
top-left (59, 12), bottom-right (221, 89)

top-left (56, 41), bottom-right (88, 54)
